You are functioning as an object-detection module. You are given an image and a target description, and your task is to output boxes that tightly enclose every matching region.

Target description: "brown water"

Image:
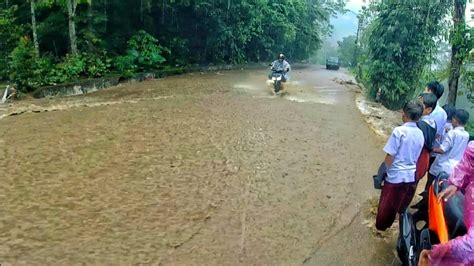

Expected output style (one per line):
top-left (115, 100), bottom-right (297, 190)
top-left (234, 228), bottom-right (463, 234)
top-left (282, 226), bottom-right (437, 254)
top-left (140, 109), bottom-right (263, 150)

top-left (0, 66), bottom-right (398, 265)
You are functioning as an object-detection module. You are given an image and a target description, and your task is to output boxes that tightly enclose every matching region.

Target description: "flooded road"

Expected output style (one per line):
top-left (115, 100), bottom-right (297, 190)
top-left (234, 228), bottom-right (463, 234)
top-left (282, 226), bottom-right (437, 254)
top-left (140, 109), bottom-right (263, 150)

top-left (1, 66), bottom-right (396, 264)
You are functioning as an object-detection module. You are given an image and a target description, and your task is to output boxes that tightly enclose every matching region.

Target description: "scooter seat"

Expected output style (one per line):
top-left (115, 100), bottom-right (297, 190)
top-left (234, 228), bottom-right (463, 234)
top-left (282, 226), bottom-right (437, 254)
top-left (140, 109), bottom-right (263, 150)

top-left (436, 172), bottom-right (467, 238)
top-left (444, 193), bottom-right (467, 238)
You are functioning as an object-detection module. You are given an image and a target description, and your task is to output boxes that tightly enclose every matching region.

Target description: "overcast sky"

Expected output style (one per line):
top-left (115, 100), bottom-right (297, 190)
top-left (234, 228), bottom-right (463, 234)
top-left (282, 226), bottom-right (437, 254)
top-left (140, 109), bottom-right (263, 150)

top-left (326, 0), bottom-right (365, 45)
top-left (345, 0), bottom-right (365, 12)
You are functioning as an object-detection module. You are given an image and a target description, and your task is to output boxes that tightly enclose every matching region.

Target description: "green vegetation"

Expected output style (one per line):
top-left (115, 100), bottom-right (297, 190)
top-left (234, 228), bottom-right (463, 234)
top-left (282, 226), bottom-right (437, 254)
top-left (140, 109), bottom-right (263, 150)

top-left (336, 35), bottom-right (356, 67)
top-left (466, 121), bottom-right (474, 139)
top-left (361, 1), bottom-right (451, 109)
top-left (343, 1), bottom-right (473, 110)
top-left (0, 0), bottom-right (345, 92)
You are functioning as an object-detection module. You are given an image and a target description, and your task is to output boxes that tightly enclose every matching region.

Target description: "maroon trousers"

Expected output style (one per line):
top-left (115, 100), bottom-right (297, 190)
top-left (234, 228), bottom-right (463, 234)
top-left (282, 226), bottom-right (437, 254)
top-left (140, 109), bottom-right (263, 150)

top-left (376, 181), bottom-right (417, 231)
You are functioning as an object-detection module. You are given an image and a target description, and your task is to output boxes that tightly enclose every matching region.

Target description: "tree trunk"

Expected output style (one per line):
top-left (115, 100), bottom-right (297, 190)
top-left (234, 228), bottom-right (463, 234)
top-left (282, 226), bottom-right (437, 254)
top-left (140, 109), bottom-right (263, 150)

top-left (140, 0), bottom-right (143, 23)
top-left (87, 0), bottom-right (93, 32)
top-left (30, 0), bottom-right (40, 55)
top-left (448, 55), bottom-right (462, 105)
top-left (104, 0), bottom-right (107, 33)
top-left (86, 1), bottom-right (94, 52)
top-left (354, 14), bottom-right (364, 79)
top-left (172, 4), bottom-right (176, 29)
top-left (66, 0), bottom-right (78, 55)
top-left (161, 0), bottom-right (165, 25)
top-left (226, 0), bottom-right (231, 23)
top-left (447, 0), bottom-right (467, 106)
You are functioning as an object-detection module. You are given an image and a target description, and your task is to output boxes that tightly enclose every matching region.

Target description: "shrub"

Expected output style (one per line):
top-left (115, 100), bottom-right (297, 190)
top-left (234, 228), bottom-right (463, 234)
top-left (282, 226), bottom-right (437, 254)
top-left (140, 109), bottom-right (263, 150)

top-left (60, 54), bottom-right (86, 80)
top-left (127, 30), bottom-right (167, 70)
top-left (113, 54), bottom-right (137, 78)
top-left (33, 56), bottom-right (56, 86)
top-left (49, 51), bottom-right (111, 84)
top-left (82, 51), bottom-right (112, 77)
top-left (112, 31), bottom-right (168, 78)
top-left (164, 37), bottom-right (189, 66)
top-left (8, 37), bottom-right (38, 92)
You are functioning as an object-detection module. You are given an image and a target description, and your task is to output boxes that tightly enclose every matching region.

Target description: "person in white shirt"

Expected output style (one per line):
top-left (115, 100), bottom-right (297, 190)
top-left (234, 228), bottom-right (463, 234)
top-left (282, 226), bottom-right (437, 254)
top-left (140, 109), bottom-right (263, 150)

top-left (421, 81), bottom-right (448, 194)
top-left (415, 93), bottom-right (438, 181)
top-left (418, 93), bottom-right (437, 131)
top-left (429, 109), bottom-right (470, 178)
top-left (376, 101), bottom-right (424, 231)
top-left (424, 81), bottom-right (447, 150)
top-left (442, 104), bottom-right (456, 135)
top-left (269, 53), bottom-right (291, 82)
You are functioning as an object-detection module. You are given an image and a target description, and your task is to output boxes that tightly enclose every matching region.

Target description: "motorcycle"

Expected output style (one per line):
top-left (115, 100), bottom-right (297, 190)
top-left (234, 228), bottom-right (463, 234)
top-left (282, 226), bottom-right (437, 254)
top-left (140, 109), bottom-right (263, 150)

top-left (397, 172), bottom-right (466, 266)
top-left (270, 70), bottom-right (285, 95)
top-left (268, 62), bottom-right (289, 95)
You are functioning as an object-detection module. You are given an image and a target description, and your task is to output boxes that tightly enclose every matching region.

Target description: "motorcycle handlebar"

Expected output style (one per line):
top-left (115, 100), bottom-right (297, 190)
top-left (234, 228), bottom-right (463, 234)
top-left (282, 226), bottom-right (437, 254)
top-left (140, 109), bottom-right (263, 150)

top-left (434, 173), bottom-right (450, 197)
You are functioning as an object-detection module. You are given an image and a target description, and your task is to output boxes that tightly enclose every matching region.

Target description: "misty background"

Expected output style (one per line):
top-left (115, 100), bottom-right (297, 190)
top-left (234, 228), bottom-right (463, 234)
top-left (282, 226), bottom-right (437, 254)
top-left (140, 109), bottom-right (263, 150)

top-left (310, 0), bottom-right (362, 64)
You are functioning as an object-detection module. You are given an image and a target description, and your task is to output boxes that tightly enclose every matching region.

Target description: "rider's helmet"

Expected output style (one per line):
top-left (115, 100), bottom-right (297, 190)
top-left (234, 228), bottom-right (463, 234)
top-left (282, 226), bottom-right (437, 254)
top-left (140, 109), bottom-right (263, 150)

top-left (278, 53), bottom-right (285, 62)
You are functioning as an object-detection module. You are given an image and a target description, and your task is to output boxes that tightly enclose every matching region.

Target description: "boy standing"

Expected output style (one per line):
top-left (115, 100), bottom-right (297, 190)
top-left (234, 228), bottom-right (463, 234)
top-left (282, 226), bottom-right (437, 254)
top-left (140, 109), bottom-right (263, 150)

top-left (422, 81), bottom-right (447, 192)
top-left (429, 109), bottom-right (470, 178)
top-left (376, 101), bottom-right (424, 231)
top-left (415, 93), bottom-right (438, 181)
top-left (424, 81), bottom-right (447, 147)
top-left (442, 104), bottom-right (456, 135)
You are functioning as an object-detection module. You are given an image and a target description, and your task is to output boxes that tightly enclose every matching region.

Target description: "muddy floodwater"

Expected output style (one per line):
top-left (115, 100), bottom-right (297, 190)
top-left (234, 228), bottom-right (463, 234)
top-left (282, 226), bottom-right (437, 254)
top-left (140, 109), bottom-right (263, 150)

top-left (1, 66), bottom-right (398, 265)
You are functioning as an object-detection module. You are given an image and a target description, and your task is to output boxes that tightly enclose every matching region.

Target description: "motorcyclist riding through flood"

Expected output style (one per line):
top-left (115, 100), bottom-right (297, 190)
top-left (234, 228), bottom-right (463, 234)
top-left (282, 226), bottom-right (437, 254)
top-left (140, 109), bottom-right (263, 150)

top-left (268, 53), bottom-right (291, 95)
top-left (269, 53), bottom-right (291, 82)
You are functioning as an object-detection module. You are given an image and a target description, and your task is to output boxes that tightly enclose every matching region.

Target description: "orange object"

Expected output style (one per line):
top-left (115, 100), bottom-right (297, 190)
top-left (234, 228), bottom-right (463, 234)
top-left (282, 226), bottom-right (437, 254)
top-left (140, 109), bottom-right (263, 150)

top-left (428, 185), bottom-right (449, 243)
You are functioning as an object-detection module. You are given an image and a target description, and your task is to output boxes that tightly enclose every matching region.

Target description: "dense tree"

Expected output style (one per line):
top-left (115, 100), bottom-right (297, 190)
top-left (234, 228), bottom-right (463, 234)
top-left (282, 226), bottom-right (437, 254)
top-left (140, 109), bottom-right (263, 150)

top-left (447, 0), bottom-right (469, 105)
top-left (355, 0), bottom-right (473, 109)
top-left (337, 35), bottom-right (356, 67)
top-left (360, 0), bottom-right (452, 109)
top-left (0, 0), bottom-right (345, 91)
top-left (1, 0), bottom-right (344, 62)
top-left (0, 5), bottom-right (22, 80)
top-left (37, 0), bottom-right (93, 55)
top-left (30, 0), bottom-right (39, 55)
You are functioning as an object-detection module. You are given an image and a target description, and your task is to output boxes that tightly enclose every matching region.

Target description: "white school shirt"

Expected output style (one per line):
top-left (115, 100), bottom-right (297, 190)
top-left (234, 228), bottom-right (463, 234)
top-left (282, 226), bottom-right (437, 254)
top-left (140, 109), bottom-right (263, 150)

top-left (444, 122), bottom-right (453, 135)
top-left (428, 104), bottom-right (448, 149)
top-left (430, 126), bottom-right (470, 177)
top-left (383, 122), bottom-right (424, 184)
top-left (421, 115), bottom-right (437, 130)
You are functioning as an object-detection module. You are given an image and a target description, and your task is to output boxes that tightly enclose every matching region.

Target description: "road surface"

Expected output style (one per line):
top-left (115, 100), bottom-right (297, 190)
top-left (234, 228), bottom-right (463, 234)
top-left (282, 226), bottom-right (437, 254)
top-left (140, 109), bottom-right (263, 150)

top-left (0, 66), bottom-right (397, 264)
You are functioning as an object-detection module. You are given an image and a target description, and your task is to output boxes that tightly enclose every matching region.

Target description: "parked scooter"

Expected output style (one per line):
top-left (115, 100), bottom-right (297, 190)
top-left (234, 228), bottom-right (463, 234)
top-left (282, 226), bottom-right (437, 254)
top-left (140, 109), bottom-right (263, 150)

top-left (397, 173), bottom-right (466, 265)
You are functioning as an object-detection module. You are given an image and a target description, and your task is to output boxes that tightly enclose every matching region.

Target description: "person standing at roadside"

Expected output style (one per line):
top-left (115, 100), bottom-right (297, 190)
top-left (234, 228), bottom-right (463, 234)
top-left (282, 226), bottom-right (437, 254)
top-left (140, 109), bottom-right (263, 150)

top-left (376, 101), bottom-right (424, 231)
top-left (424, 81), bottom-right (448, 151)
top-left (424, 81), bottom-right (448, 190)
